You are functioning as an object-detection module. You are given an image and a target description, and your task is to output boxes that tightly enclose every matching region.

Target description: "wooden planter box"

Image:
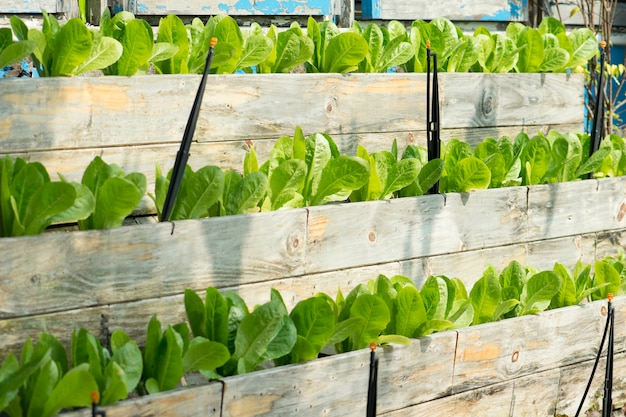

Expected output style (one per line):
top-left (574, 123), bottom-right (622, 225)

top-left (1, 72), bottom-right (584, 214)
top-left (360, 0), bottom-right (529, 22)
top-left (3, 72), bottom-right (620, 416)
top-left (58, 297), bottom-right (626, 417)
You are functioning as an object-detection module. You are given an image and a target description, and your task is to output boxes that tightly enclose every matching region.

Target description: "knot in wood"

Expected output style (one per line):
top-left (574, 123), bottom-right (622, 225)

top-left (481, 94), bottom-right (494, 116)
top-left (368, 231), bottom-right (377, 243)
top-left (511, 350), bottom-right (519, 362)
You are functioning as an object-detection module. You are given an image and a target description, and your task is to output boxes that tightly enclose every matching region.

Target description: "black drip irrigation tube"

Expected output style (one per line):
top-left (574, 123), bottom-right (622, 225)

top-left (574, 293), bottom-right (615, 417)
top-left (426, 40), bottom-right (441, 194)
top-left (161, 37), bottom-right (218, 222)
top-left (366, 342), bottom-right (379, 417)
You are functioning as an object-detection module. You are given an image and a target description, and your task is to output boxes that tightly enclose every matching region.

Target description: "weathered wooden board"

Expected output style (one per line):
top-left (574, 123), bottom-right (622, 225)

top-left (0, 209), bottom-right (306, 318)
top-left (0, 263), bottom-right (404, 357)
top-left (596, 229), bottom-right (626, 260)
top-left (383, 368), bottom-right (562, 417)
top-left (1, 0), bottom-right (63, 13)
top-left (0, 73), bottom-right (583, 154)
top-left (528, 177), bottom-right (626, 240)
top-left (452, 298), bottom-right (626, 392)
top-left (305, 186), bottom-right (528, 273)
top-left (382, 381), bottom-right (515, 417)
top-left (438, 73), bottom-right (584, 129)
top-left (404, 234), bottom-right (596, 289)
top-left (220, 332), bottom-right (457, 417)
top-left (1, 231), bottom-right (609, 358)
top-left (63, 382), bottom-right (223, 417)
top-left (555, 353), bottom-right (626, 416)
top-left (361, 0), bottom-right (529, 22)
top-left (126, 0), bottom-right (333, 16)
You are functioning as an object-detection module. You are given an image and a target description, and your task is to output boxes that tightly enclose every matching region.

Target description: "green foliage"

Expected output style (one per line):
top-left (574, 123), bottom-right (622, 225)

top-left (7, 13), bottom-right (596, 75)
top-left (0, 23), bottom-right (35, 69)
top-left (3, 254), bottom-right (626, 414)
top-left (100, 9), bottom-right (177, 76)
top-left (0, 156), bottom-right (94, 237)
top-left (12, 11), bottom-right (122, 77)
top-left (305, 18), bottom-right (368, 73)
top-left (78, 157), bottom-right (146, 230)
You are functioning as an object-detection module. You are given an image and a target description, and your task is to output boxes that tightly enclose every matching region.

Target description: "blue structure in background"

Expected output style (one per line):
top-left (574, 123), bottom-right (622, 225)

top-left (0, 59), bottom-right (39, 78)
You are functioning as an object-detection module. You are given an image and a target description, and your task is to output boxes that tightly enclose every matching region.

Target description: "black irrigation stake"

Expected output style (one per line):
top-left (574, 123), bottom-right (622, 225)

top-left (602, 293), bottom-right (615, 417)
top-left (161, 37), bottom-right (218, 222)
top-left (589, 41), bottom-right (607, 161)
top-left (91, 392), bottom-right (106, 417)
top-left (574, 293), bottom-right (615, 417)
top-left (366, 342), bottom-right (379, 417)
top-left (426, 40), bottom-right (441, 194)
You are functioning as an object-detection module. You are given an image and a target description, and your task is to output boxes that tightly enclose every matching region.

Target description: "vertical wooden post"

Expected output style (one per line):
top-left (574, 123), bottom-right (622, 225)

top-left (337, 0), bottom-right (354, 28)
top-left (57, 0), bottom-right (80, 18)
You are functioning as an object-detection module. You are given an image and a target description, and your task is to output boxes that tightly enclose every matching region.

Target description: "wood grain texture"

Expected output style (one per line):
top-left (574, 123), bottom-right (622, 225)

top-left (1, 0), bottom-right (60, 13)
top-left (404, 234), bottom-right (596, 289)
top-left (305, 186), bottom-right (528, 273)
top-left (0, 232), bottom-right (611, 358)
top-left (0, 73), bottom-right (583, 153)
top-left (528, 177), bottom-right (626, 240)
top-left (220, 332), bottom-right (457, 417)
top-left (0, 209), bottom-right (306, 318)
top-left (452, 298), bottom-right (626, 392)
top-left (362, 0), bottom-right (528, 21)
top-left (383, 380), bottom-right (514, 417)
top-left (62, 382), bottom-right (223, 417)
top-left (556, 353), bottom-right (626, 416)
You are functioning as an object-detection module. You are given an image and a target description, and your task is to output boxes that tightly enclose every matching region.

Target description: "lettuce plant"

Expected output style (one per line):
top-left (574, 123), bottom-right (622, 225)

top-left (355, 20), bottom-right (414, 73)
top-left (11, 11), bottom-right (122, 77)
top-left (100, 10), bottom-right (178, 76)
top-left (0, 329), bottom-right (141, 417)
top-left (0, 22), bottom-right (35, 69)
top-left (305, 18), bottom-right (368, 73)
top-left (0, 156), bottom-right (94, 237)
top-left (256, 22), bottom-right (312, 74)
top-left (78, 157), bottom-right (146, 230)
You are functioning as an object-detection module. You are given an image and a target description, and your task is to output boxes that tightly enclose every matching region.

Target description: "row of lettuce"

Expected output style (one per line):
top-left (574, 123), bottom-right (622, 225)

top-left (1, 127), bottom-right (625, 237)
top-left (0, 9), bottom-right (598, 77)
top-left (1, 252), bottom-right (624, 416)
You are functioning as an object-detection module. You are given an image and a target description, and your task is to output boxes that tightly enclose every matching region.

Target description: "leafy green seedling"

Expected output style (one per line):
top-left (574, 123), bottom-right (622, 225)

top-left (79, 156), bottom-right (146, 230)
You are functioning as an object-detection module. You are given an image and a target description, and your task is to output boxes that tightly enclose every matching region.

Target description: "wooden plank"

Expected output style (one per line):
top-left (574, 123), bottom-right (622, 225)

top-left (528, 177), bottom-right (626, 241)
top-left (438, 73), bottom-right (584, 129)
top-left (306, 186), bottom-right (528, 273)
top-left (556, 353), bottom-right (626, 416)
top-left (510, 369), bottom-right (561, 416)
top-left (0, 231), bottom-right (601, 357)
top-left (595, 228), bottom-right (626, 261)
top-left (361, 0), bottom-right (528, 21)
top-left (63, 382), bottom-right (223, 417)
top-left (129, 0), bottom-right (333, 16)
top-left (0, 73), bottom-right (583, 154)
top-left (0, 209), bottom-right (307, 318)
top-left (382, 381), bottom-right (514, 417)
top-left (1, 0), bottom-right (60, 13)
top-left (402, 234), bottom-right (596, 290)
top-left (221, 332), bottom-right (457, 417)
top-left (452, 298), bottom-right (626, 392)
top-left (0, 262), bottom-right (400, 357)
